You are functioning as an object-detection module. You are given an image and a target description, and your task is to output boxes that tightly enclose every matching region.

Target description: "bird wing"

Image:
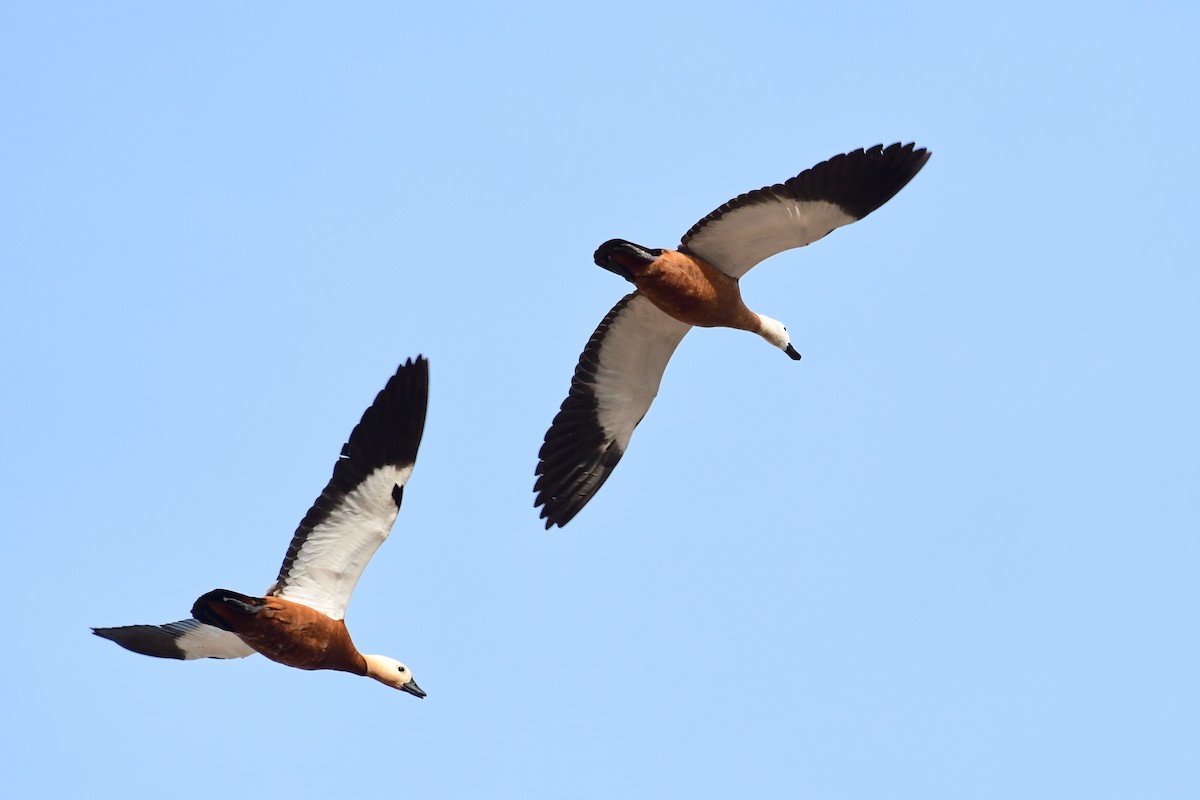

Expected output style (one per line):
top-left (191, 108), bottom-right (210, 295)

top-left (269, 356), bottom-right (429, 620)
top-left (679, 143), bottom-right (931, 279)
top-left (92, 619), bottom-right (256, 660)
top-left (535, 292), bottom-right (691, 528)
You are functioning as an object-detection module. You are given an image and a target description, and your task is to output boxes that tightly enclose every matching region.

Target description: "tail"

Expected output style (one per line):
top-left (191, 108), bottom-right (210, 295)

top-left (190, 589), bottom-right (266, 633)
top-left (594, 239), bottom-right (660, 283)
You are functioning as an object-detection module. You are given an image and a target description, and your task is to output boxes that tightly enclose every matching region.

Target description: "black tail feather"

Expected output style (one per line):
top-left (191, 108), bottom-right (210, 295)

top-left (190, 589), bottom-right (264, 632)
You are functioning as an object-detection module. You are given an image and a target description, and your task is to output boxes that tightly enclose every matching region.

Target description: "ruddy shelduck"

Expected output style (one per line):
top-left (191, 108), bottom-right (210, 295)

top-left (94, 357), bottom-right (430, 697)
top-left (535, 143), bottom-right (931, 528)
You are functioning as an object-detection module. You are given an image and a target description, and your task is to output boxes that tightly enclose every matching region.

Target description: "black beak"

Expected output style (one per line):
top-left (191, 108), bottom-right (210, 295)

top-left (400, 678), bottom-right (426, 698)
top-left (784, 344), bottom-right (802, 361)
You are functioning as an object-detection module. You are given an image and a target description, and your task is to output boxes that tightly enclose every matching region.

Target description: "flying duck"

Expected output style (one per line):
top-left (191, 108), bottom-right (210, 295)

top-left (94, 357), bottom-right (430, 697)
top-left (534, 143), bottom-right (931, 528)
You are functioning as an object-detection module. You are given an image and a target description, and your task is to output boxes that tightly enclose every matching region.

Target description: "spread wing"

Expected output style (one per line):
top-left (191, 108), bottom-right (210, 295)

top-left (92, 619), bottom-right (255, 660)
top-left (269, 356), bottom-right (429, 620)
top-left (679, 142), bottom-right (931, 278)
top-left (535, 293), bottom-right (691, 528)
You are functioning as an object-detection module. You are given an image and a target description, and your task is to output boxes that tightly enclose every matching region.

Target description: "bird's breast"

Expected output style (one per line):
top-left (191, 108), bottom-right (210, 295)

top-left (633, 251), bottom-right (753, 329)
top-left (231, 598), bottom-right (366, 674)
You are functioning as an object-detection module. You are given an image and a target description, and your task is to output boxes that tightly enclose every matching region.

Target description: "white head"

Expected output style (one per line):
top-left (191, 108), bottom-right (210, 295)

top-left (756, 314), bottom-right (802, 361)
top-left (364, 654), bottom-right (426, 698)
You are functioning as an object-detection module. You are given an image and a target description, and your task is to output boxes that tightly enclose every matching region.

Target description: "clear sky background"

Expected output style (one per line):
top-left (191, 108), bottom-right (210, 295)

top-left (3, 2), bottom-right (1198, 798)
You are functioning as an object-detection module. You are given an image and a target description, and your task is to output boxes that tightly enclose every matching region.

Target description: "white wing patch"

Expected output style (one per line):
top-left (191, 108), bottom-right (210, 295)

top-left (168, 620), bottom-right (257, 659)
top-left (591, 294), bottom-right (691, 448)
top-left (272, 463), bottom-right (413, 620)
top-left (683, 198), bottom-right (855, 279)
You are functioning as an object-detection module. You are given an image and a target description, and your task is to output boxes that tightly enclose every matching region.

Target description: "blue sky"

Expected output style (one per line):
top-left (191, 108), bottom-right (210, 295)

top-left (3, 2), bottom-right (1198, 797)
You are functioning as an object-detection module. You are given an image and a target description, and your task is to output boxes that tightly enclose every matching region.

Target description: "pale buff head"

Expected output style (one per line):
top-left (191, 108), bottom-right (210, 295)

top-left (756, 314), bottom-right (802, 361)
top-left (364, 654), bottom-right (426, 698)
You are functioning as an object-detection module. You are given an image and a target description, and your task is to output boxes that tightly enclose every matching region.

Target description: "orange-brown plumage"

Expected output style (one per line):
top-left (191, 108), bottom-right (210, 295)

top-left (192, 590), bottom-right (367, 674)
top-left (625, 249), bottom-right (760, 332)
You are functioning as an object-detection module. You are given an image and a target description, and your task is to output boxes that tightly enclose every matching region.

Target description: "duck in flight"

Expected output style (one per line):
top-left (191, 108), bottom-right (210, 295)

top-left (534, 143), bottom-right (931, 529)
top-left (94, 357), bottom-right (430, 697)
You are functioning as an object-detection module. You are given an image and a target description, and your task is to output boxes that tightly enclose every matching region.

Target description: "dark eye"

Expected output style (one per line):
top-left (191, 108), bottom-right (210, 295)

top-left (398, 666), bottom-right (406, 673)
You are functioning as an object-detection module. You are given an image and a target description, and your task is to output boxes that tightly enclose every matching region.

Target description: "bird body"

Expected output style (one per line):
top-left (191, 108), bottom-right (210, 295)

top-left (94, 357), bottom-right (430, 697)
top-left (601, 242), bottom-right (759, 332)
top-left (535, 143), bottom-right (932, 528)
top-left (190, 589), bottom-right (367, 674)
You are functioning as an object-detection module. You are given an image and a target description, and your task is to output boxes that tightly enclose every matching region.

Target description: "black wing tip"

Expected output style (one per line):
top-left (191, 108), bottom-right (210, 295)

top-left (810, 141), bottom-right (932, 220)
top-left (864, 141), bottom-right (933, 174)
top-left (532, 472), bottom-right (583, 529)
top-left (92, 624), bottom-right (188, 660)
top-left (342, 355), bottom-right (431, 474)
top-left (533, 496), bottom-right (577, 529)
top-left (843, 141), bottom-right (931, 162)
top-left (865, 141), bottom-right (930, 156)
top-left (532, 470), bottom-right (569, 529)
top-left (679, 141), bottom-right (932, 248)
top-left (532, 438), bottom-right (627, 531)
top-left (536, 503), bottom-right (564, 530)
top-left (532, 455), bottom-right (590, 530)
top-left (275, 356), bottom-right (430, 589)
top-left (399, 354), bottom-right (430, 378)
top-left (532, 428), bottom-right (607, 530)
